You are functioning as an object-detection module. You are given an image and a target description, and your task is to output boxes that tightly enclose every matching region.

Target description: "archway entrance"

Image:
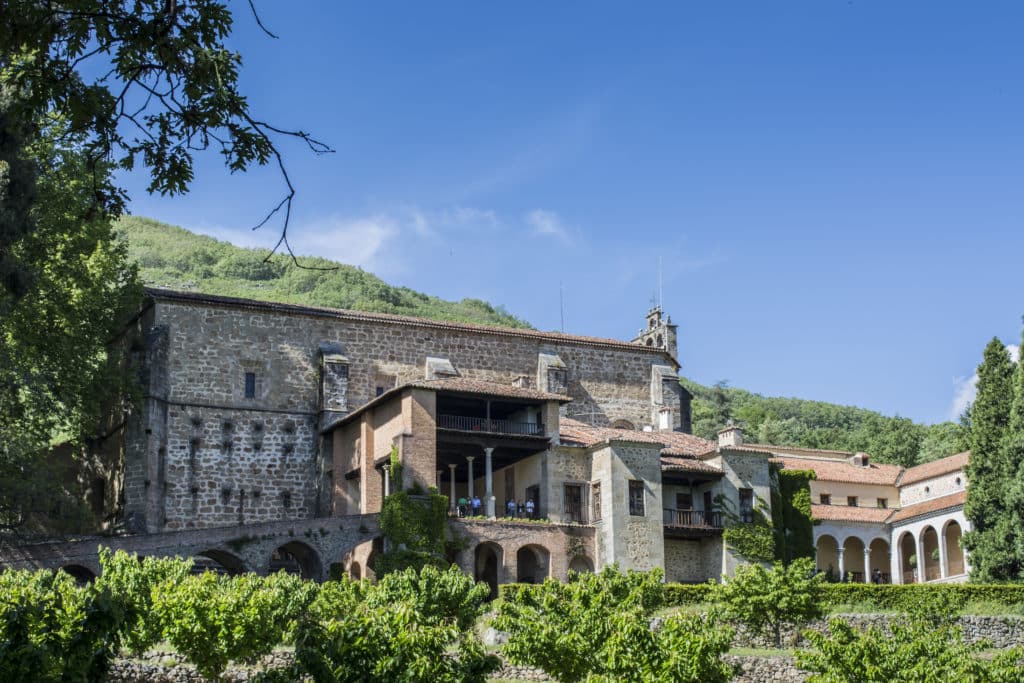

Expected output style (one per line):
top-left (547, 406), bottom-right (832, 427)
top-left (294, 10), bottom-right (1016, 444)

top-left (193, 550), bottom-right (246, 575)
top-left (921, 526), bottom-right (940, 582)
top-left (58, 564), bottom-right (96, 584)
top-left (944, 521), bottom-right (965, 577)
top-left (842, 537), bottom-right (866, 582)
top-left (270, 541), bottom-right (323, 580)
top-left (868, 538), bottom-right (890, 583)
top-left (475, 543), bottom-right (502, 599)
top-left (815, 535), bottom-right (839, 579)
top-left (349, 562), bottom-right (362, 580)
top-left (516, 545), bottom-right (549, 584)
top-left (568, 555), bottom-right (594, 574)
top-left (898, 532), bottom-right (916, 583)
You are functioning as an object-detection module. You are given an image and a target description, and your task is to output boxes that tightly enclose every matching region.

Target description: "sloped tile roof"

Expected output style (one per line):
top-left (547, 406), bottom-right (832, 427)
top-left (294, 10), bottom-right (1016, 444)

top-left (773, 455), bottom-right (902, 486)
top-left (407, 377), bottom-right (572, 402)
top-left (888, 490), bottom-right (966, 524)
top-left (661, 454), bottom-right (724, 476)
top-left (899, 451), bottom-right (970, 486)
top-left (559, 418), bottom-right (715, 457)
top-left (811, 504), bottom-right (895, 523)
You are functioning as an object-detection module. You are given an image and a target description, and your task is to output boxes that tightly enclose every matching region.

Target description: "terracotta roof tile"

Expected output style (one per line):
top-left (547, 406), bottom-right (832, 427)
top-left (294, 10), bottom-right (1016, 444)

top-left (407, 377), bottom-right (572, 402)
top-left (899, 452), bottom-right (970, 486)
top-left (147, 288), bottom-right (676, 359)
top-left (775, 455), bottom-right (902, 486)
top-left (888, 491), bottom-right (966, 524)
top-left (559, 418), bottom-right (715, 457)
top-left (661, 455), bottom-right (724, 476)
top-left (811, 504), bottom-right (894, 523)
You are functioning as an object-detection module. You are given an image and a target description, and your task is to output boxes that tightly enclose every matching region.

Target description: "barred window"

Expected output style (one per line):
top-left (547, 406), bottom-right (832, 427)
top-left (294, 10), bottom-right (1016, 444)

top-left (628, 480), bottom-right (645, 516)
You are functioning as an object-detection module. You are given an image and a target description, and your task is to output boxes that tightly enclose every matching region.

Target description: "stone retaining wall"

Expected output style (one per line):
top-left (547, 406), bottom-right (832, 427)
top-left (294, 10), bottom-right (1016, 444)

top-left (723, 655), bottom-right (807, 683)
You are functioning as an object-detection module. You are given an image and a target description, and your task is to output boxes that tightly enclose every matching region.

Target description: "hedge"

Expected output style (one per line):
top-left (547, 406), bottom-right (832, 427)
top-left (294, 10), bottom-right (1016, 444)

top-left (504, 582), bottom-right (1024, 611)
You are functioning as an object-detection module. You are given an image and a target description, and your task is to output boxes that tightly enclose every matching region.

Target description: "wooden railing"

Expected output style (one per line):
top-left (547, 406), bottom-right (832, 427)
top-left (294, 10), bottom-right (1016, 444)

top-left (662, 509), bottom-right (723, 528)
top-left (438, 414), bottom-right (544, 436)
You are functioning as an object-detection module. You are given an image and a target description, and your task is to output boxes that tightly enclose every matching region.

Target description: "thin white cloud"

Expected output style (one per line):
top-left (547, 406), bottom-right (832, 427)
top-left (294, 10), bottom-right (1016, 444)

top-left (526, 209), bottom-right (573, 243)
top-left (290, 215), bottom-right (399, 270)
top-left (950, 344), bottom-right (1020, 420)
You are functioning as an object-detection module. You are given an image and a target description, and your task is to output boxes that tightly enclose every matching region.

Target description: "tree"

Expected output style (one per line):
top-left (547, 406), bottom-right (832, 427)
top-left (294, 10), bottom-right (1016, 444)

top-left (715, 557), bottom-right (825, 648)
top-left (1002, 323), bottom-right (1024, 580)
top-left (0, 116), bottom-right (141, 530)
top-left (963, 338), bottom-right (1017, 581)
top-left (494, 567), bottom-right (732, 683)
top-left (770, 467), bottom-right (816, 565)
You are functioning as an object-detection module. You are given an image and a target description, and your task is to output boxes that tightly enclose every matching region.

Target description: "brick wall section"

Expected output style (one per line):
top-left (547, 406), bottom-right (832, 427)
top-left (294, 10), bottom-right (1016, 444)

top-left (450, 519), bottom-right (595, 583)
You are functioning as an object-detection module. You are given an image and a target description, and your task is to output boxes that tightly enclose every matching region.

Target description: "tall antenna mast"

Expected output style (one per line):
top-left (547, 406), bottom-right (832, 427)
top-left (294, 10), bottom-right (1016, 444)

top-left (559, 281), bottom-right (565, 333)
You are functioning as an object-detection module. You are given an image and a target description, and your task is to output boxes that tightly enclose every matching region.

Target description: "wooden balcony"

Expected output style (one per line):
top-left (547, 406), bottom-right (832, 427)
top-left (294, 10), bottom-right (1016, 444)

top-left (438, 414), bottom-right (544, 436)
top-left (663, 509), bottom-right (723, 538)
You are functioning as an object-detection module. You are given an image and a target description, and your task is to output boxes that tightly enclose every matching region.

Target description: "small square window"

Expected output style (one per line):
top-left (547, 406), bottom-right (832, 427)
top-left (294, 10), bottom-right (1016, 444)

top-left (628, 480), bottom-right (645, 516)
top-left (820, 494), bottom-right (831, 505)
top-left (847, 496), bottom-right (858, 507)
top-left (244, 372), bottom-right (256, 399)
top-left (877, 498), bottom-right (888, 509)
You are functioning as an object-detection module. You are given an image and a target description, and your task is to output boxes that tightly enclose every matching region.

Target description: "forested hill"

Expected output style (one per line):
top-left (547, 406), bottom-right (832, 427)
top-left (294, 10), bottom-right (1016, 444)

top-left (118, 216), bottom-right (958, 468)
top-left (682, 379), bottom-right (963, 468)
top-left (116, 216), bottom-right (532, 328)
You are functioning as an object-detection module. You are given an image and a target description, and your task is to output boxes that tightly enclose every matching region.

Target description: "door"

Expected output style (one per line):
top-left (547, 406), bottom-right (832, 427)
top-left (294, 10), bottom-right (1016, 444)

top-left (564, 484), bottom-right (585, 523)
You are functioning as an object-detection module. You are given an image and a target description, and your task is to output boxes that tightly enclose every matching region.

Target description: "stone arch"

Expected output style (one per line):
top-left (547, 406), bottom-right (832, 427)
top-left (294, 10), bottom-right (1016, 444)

top-left (645, 338), bottom-right (654, 346)
top-left (611, 419), bottom-right (636, 431)
top-left (475, 542), bottom-right (502, 599)
top-left (842, 536), bottom-right (866, 582)
top-left (898, 531), bottom-right (917, 583)
top-left (58, 564), bottom-right (96, 584)
top-left (568, 555), bottom-right (594, 574)
top-left (656, 334), bottom-right (663, 347)
top-left (349, 561), bottom-right (361, 580)
top-left (194, 549), bottom-right (247, 575)
top-left (921, 526), bottom-right (940, 582)
top-left (943, 520), bottom-right (965, 577)
top-left (815, 534), bottom-right (839, 579)
top-left (516, 544), bottom-right (550, 584)
top-left (868, 538), bottom-right (890, 583)
top-left (270, 541), bottom-right (323, 580)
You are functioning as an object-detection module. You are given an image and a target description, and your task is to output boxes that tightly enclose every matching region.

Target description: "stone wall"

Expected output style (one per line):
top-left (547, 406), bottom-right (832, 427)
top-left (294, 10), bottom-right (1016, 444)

top-left (664, 537), bottom-right (722, 583)
top-left (132, 292), bottom-right (677, 532)
top-left (450, 518), bottom-right (595, 584)
top-left (899, 470), bottom-right (966, 507)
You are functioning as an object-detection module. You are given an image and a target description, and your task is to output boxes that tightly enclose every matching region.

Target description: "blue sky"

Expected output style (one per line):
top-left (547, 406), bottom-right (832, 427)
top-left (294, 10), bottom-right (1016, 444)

top-left (121, 1), bottom-right (1024, 425)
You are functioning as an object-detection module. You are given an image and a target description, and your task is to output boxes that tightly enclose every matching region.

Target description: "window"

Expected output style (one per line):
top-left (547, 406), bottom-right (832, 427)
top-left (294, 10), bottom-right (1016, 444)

top-left (739, 488), bottom-right (754, 523)
top-left (820, 494), bottom-right (831, 505)
top-left (877, 498), bottom-right (888, 509)
top-left (564, 484), bottom-right (585, 523)
top-left (628, 480), bottom-right (645, 516)
top-left (592, 482), bottom-right (602, 521)
top-left (676, 492), bottom-right (693, 510)
top-left (244, 372), bottom-right (256, 399)
top-left (847, 496), bottom-right (858, 507)
top-left (376, 386), bottom-right (385, 397)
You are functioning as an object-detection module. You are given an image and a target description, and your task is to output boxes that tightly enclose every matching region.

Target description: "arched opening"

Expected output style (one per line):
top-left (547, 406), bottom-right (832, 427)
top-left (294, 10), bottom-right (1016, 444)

top-left (568, 555), bottom-right (594, 574)
top-left (611, 420), bottom-right (636, 431)
top-left (349, 561), bottom-right (361, 580)
top-left (516, 544), bottom-right (550, 584)
top-left (475, 542), bottom-right (502, 599)
top-left (842, 537), bottom-right (866, 582)
top-left (944, 520), bottom-right (965, 577)
top-left (363, 537), bottom-right (384, 582)
top-left (868, 538), bottom-right (891, 583)
top-left (270, 541), bottom-right (323, 580)
top-left (815, 535), bottom-right (839, 580)
top-left (645, 338), bottom-right (654, 346)
top-left (193, 549), bottom-right (247, 576)
top-left (898, 532), bottom-right (917, 583)
top-left (656, 335), bottom-right (663, 347)
top-left (921, 526), bottom-right (940, 582)
top-left (58, 564), bottom-right (96, 584)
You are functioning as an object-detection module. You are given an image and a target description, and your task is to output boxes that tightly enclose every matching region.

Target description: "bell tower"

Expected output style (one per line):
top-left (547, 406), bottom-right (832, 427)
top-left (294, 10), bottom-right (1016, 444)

top-left (632, 306), bottom-right (678, 362)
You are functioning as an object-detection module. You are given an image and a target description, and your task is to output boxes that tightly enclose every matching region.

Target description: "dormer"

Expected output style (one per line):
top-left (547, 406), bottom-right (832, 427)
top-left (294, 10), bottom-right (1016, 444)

top-left (849, 452), bottom-right (870, 468)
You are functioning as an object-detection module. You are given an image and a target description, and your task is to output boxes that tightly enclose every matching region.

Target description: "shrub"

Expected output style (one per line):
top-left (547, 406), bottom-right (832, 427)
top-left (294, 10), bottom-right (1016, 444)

top-left (715, 557), bottom-right (825, 647)
top-left (817, 583), bottom-right (1024, 613)
top-left (0, 568), bottom-right (124, 682)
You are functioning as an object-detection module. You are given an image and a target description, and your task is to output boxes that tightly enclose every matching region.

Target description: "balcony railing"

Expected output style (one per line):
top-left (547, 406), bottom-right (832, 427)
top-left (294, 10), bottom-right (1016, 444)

top-left (663, 509), bottom-right (723, 528)
top-left (438, 414), bottom-right (544, 436)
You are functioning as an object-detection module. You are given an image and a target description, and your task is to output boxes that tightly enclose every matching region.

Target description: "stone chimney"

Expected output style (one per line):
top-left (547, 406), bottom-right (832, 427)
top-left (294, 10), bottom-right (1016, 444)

top-left (849, 452), bottom-right (870, 468)
top-left (657, 407), bottom-right (673, 431)
top-left (717, 424), bottom-right (743, 448)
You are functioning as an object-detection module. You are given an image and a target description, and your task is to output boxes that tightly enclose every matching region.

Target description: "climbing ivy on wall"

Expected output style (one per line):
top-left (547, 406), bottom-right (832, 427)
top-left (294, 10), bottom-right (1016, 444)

top-left (718, 495), bottom-right (775, 564)
top-left (770, 466), bottom-right (817, 565)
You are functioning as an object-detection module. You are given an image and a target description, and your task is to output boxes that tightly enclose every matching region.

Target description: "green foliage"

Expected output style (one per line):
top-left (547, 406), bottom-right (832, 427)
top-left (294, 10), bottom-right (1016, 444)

top-left (0, 567), bottom-right (124, 682)
top-left (377, 488), bottom-right (450, 577)
top-left (797, 615), bottom-right (1024, 683)
top-left (964, 337), bottom-right (1021, 581)
top-left (683, 378), bottom-right (964, 467)
top-left (151, 571), bottom-right (314, 680)
top-left (770, 467), bottom-right (817, 564)
top-left (494, 566), bottom-right (732, 683)
top-left (96, 548), bottom-right (193, 655)
top-left (715, 557), bottom-right (825, 648)
top-left (720, 495), bottom-right (775, 564)
top-left (283, 566), bottom-right (497, 683)
top-left (118, 216), bottom-right (532, 328)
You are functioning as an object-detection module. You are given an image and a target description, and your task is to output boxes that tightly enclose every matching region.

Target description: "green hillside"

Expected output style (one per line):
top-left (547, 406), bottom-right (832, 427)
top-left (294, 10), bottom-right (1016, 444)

top-left (116, 216), bottom-right (531, 328)
top-left (117, 216), bottom-right (960, 467)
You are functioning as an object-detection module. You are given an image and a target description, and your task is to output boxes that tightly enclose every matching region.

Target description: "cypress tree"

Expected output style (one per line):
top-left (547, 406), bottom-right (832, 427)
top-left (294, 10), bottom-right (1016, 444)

top-left (962, 338), bottom-right (1015, 581)
top-left (1002, 328), bottom-right (1024, 580)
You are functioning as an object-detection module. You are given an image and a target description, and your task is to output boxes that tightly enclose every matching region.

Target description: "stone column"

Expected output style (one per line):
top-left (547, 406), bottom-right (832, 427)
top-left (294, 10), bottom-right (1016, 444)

top-left (484, 447), bottom-right (495, 519)
top-left (939, 529), bottom-right (948, 579)
top-left (448, 464), bottom-right (457, 513)
top-left (863, 546), bottom-right (872, 583)
top-left (466, 456), bottom-right (475, 502)
top-left (917, 534), bottom-right (926, 584)
top-left (383, 466), bottom-right (390, 498)
top-left (837, 546), bottom-right (846, 581)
